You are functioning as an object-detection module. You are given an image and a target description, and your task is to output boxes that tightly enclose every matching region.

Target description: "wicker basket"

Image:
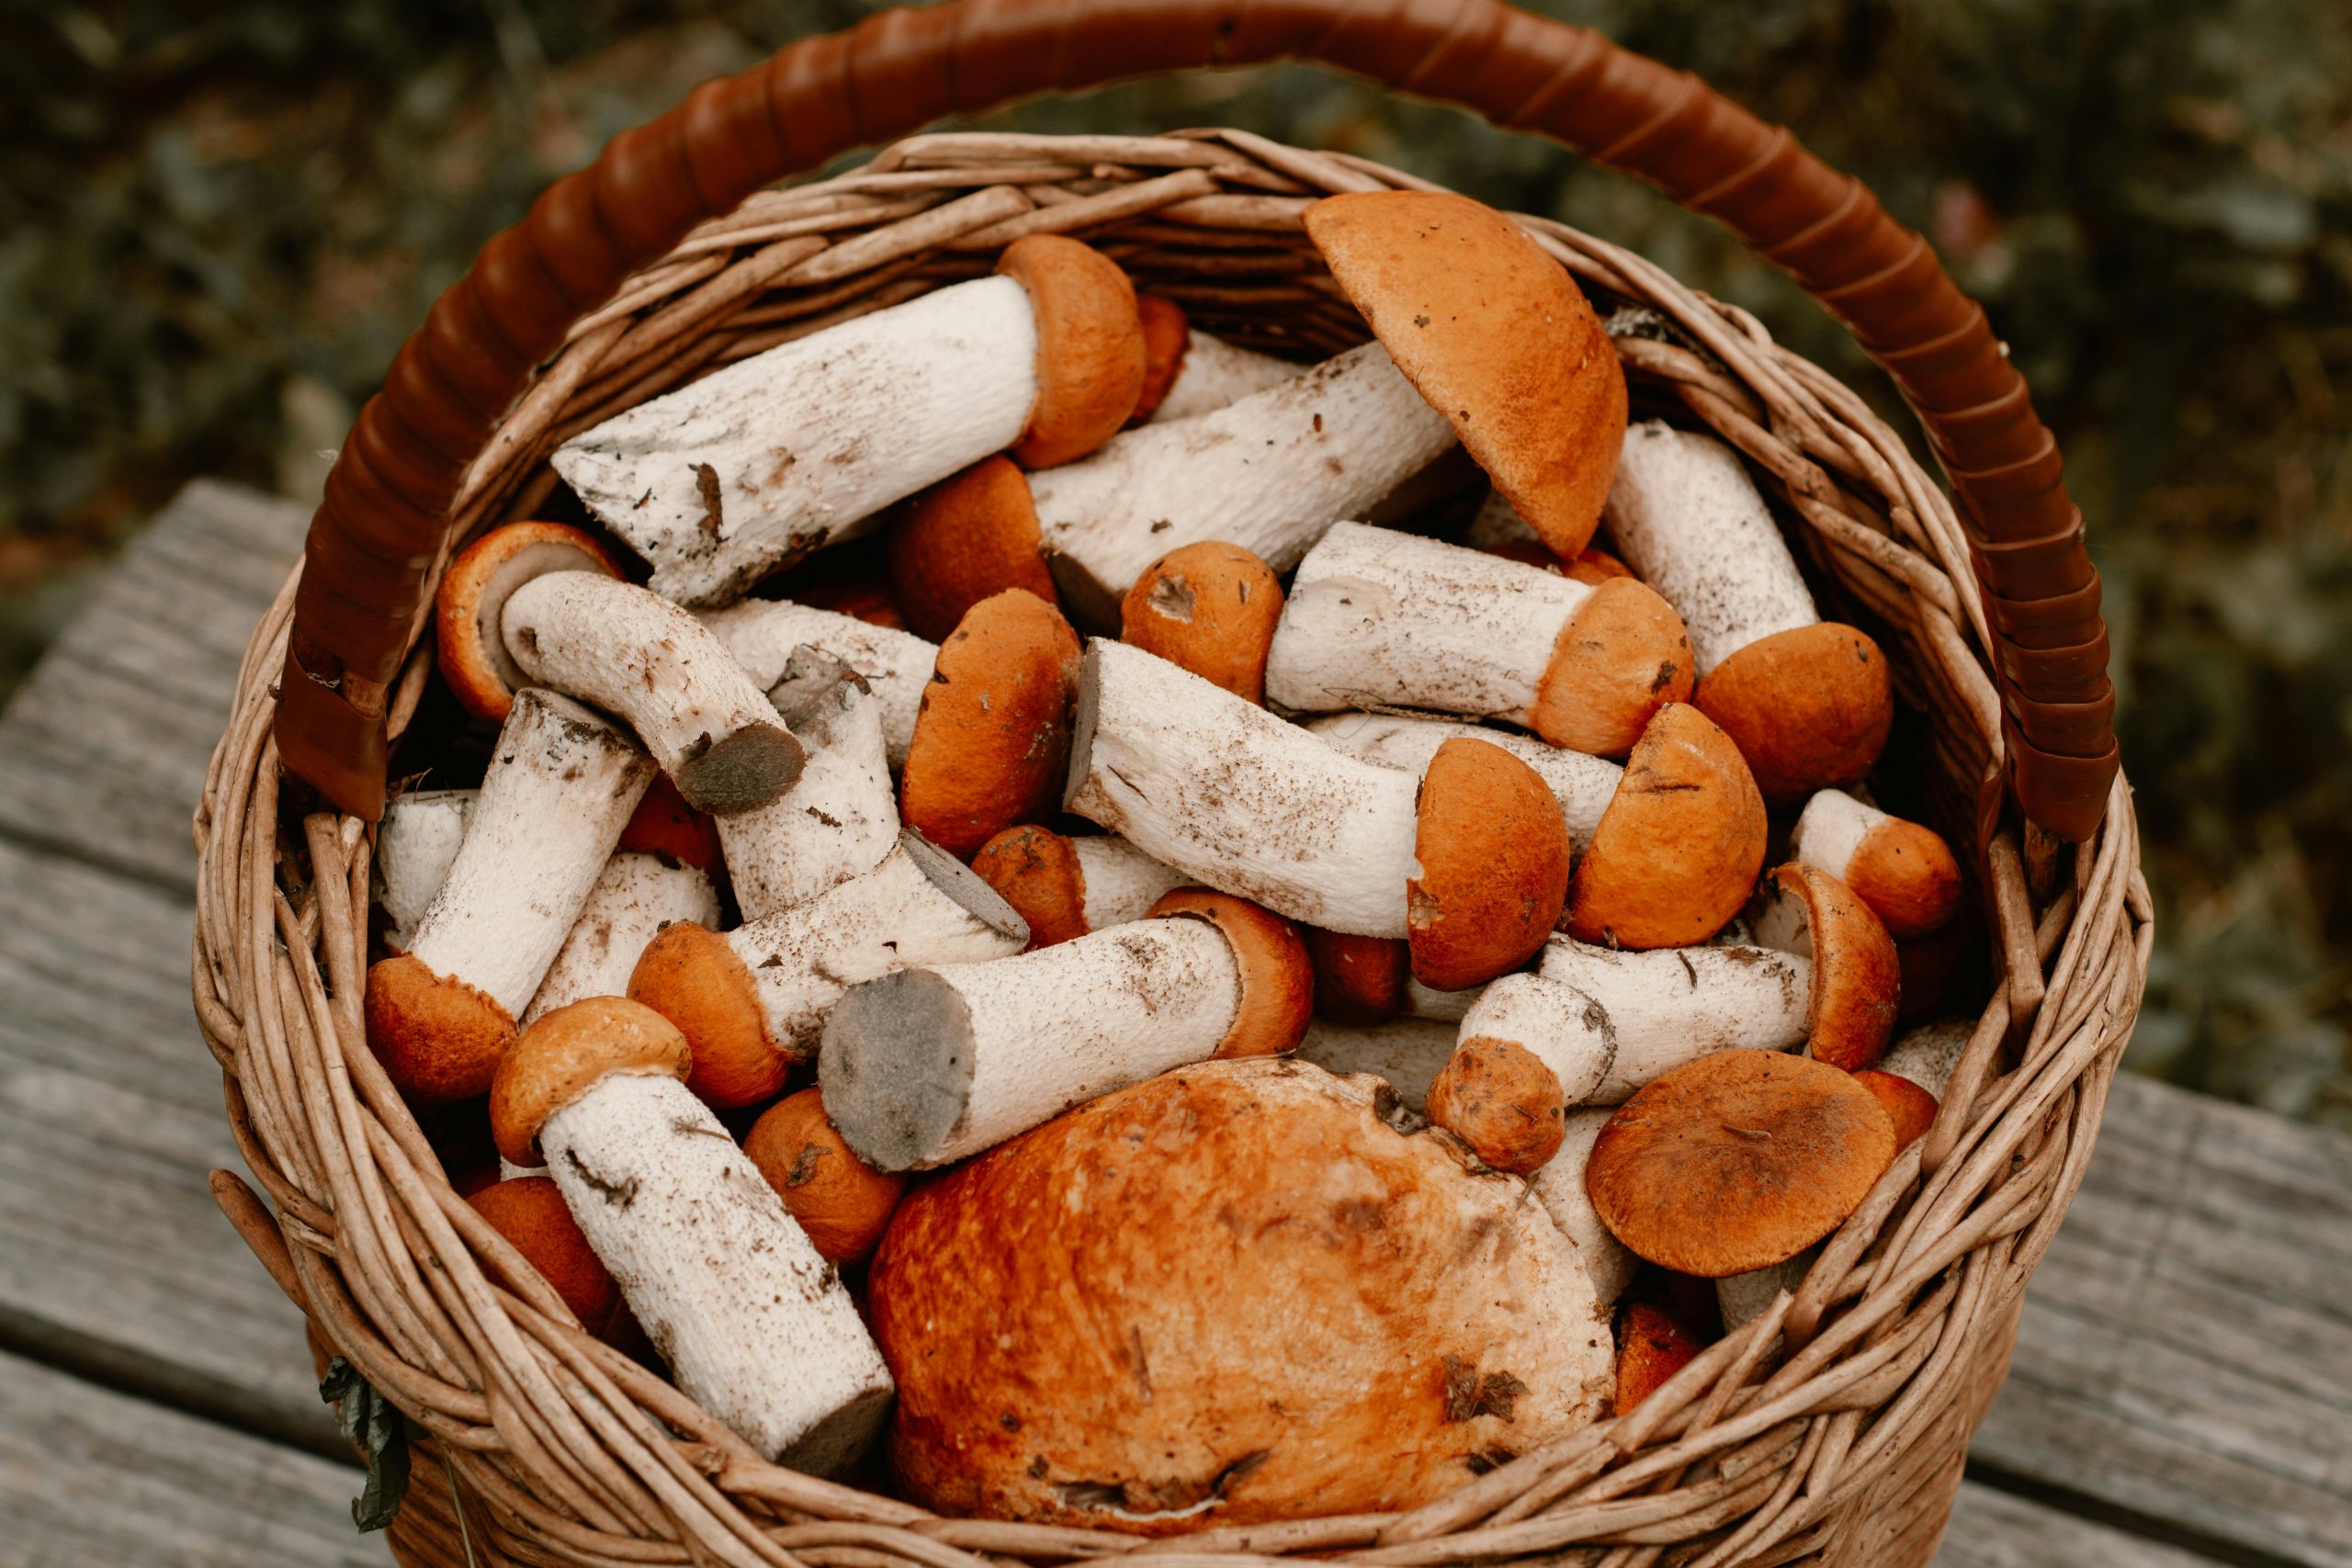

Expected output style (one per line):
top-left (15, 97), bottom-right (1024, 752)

top-left (192, 2), bottom-right (2150, 1564)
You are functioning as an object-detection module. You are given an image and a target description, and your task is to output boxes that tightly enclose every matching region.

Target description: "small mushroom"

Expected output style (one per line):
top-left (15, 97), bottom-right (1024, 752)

top-left (968, 824), bottom-right (1191, 950)
top-left (1293, 1016), bottom-right (1459, 1115)
top-left (898, 590), bottom-right (1083, 859)
top-left (1566, 703), bottom-right (1768, 950)
top-left (554, 236), bottom-right (1147, 606)
top-left (628, 831), bottom-right (1029, 1108)
top-left (744, 1088), bottom-right (907, 1266)
top-left (366, 691), bottom-right (654, 1101)
top-left (435, 522), bottom-right (624, 721)
top-left (1747, 862), bottom-right (1904, 1071)
top-left (1529, 1108), bottom-right (1639, 1309)
top-left (467, 1176), bottom-right (632, 1345)
top-left (1790, 789), bottom-right (1964, 940)
top-left (716, 648), bottom-right (899, 919)
top-left (613, 773), bottom-right (723, 878)
top-left (1306, 711), bottom-right (1623, 851)
top-left (1854, 1016), bottom-right (1971, 1149)
top-left (1585, 1051), bottom-right (1898, 1278)
top-left (1265, 522), bottom-right (1692, 757)
top-left (1129, 296), bottom-right (1305, 425)
top-left (697, 598), bottom-right (936, 769)
top-left (374, 788), bottom-right (472, 953)
top-left (490, 998), bottom-right (892, 1469)
top-left (521, 852), bottom-right (721, 1025)
top-left (1121, 541), bottom-right (1284, 705)
top-left (819, 889), bottom-right (1311, 1170)
top-left (1602, 422), bottom-right (1894, 803)
top-left (1424, 1037), bottom-right (1566, 1175)
top-left (1066, 638), bottom-right (1568, 988)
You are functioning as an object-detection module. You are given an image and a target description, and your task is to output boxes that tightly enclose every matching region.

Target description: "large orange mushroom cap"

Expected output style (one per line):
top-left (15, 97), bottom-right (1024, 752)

top-left (899, 589), bottom-right (1084, 860)
top-left (366, 952), bottom-right (518, 1104)
top-left (996, 235), bottom-right (1147, 468)
top-left (1586, 1050), bottom-right (1898, 1278)
top-left (1304, 190), bottom-right (1628, 558)
top-left (968, 824), bottom-right (1090, 950)
top-left (1408, 737), bottom-right (1572, 990)
top-left (434, 521), bottom-right (623, 722)
top-left (1121, 540), bottom-right (1285, 705)
top-left (745, 1088), bottom-right (908, 1265)
top-left (1568, 704), bottom-right (1768, 950)
top-left (1695, 623), bottom-right (1894, 805)
top-left (626, 920), bottom-right (785, 1109)
top-left (1531, 576), bottom-right (1697, 757)
top-left (886, 457), bottom-right (1058, 642)
top-left (468, 1177), bottom-right (632, 1343)
top-left (1766, 862), bottom-right (1903, 1073)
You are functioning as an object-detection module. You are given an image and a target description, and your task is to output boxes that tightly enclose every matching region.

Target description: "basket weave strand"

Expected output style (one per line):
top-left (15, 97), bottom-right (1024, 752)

top-left (194, 130), bottom-right (2150, 1568)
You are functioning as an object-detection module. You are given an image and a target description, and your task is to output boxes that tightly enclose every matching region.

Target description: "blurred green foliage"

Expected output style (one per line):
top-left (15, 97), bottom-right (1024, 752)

top-left (2, 0), bottom-right (2346, 1122)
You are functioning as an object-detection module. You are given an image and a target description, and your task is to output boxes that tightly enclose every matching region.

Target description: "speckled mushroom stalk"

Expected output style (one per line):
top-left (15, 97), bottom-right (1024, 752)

top-left (697, 598), bottom-right (936, 769)
top-left (968, 824), bottom-right (1191, 949)
top-left (552, 236), bottom-right (1146, 606)
top-left (1790, 790), bottom-right (1964, 940)
top-left (1529, 1108), bottom-right (1638, 1309)
top-left (374, 788), bottom-right (472, 953)
top-left (492, 998), bottom-right (893, 1470)
top-left (1065, 638), bottom-right (1569, 988)
top-left (820, 890), bottom-right (1311, 1171)
top-left (502, 572), bottom-right (802, 818)
top-left (1266, 522), bottom-right (1692, 758)
top-left (1307, 711), bottom-right (1623, 847)
top-left (716, 649), bottom-right (899, 920)
top-left (1602, 421), bottom-right (1894, 803)
top-left (520, 852), bottom-right (720, 1025)
top-left (628, 832), bottom-right (1030, 1109)
top-left (365, 691), bottom-right (655, 1102)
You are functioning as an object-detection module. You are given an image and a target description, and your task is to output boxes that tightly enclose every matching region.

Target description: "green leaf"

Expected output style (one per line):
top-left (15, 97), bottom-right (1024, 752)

top-left (319, 1357), bottom-right (426, 1533)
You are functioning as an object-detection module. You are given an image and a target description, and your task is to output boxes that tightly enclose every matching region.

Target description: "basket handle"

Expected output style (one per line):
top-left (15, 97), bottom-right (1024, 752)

top-left (278, 0), bottom-right (2117, 837)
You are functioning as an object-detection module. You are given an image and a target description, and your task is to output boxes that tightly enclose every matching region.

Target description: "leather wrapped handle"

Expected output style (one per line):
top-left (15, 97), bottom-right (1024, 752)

top-left (278, 0), bottom-right (2118, 837)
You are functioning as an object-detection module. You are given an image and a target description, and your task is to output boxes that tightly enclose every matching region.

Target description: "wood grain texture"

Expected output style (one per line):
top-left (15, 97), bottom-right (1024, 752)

top-left (1935, 1483), bottom-right (2228, 1567)
top-left (0, 1348), bottom-right (376, 1568)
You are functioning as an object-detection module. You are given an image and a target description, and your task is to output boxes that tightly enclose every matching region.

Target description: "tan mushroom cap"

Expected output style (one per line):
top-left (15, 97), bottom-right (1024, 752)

top-left (616, 773), bottom-right (723, 878)
top-left (1695, 623), bottom-right (1894, 805)
top-left (1613, 1298), bottom-right (1708, 1415)
top-left (969, 824), bottom-right (1089, 950)
top-left (1303, 928), bottom-right (1411, 1025)
top-left (744, 1087), bottom-right (908, 1265)
top-left (1568, 704), bottom-right (1768, 950)
top-left (1148, 888), bottom-right (1314, 1060)
top-left (1531, 576), bottom-right (1698, 757)
top-left (468, 1176), bottom-right (632, 1343)
top-left (490, 996), bottom-right (691, 1168)
top-left (366, 952), bottom-right (518, 1103)
top-left (1304, 190), bottom-right (1628, 558)
top-left (900, 589), bottom-right (1084, 860)
top-left (626, 920), bottom-right (783, 1109)
top-left (1126, 295), bottom-right (1191, 426)
top-left (434, 521), bottom-right (623, 722)
top-left (997, 235), bottom-right (1147, 469)
top-left (1853, 1069), bottom-right (1939, 1149)
top-left (1408, 737), bottom-right (1572, 990)
top-left (1119, 541), bottom-right (1284, 705)
top-left (1426, 1037), bottom-right (1566, 1175)
top-left (887, 457), bottom-right (1058, 642)
top-left (1770, 862), bottom-right (1902, 1073)
top-left (1586, 1050), bottom-right (1898, 1277)
top-left (1845, 816), bottom-right (1965, 941)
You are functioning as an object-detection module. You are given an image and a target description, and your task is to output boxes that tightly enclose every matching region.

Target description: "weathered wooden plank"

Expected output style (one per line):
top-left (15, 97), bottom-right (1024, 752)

top-left (1971, 1070), bottom-right (2352, 1566)
top-left (0, 1349), bottom-right (378, 1568)
top-left (1935, 1483), bottom-right (2227, 1566)
top-left (0, 479), bottom-right (307, 893)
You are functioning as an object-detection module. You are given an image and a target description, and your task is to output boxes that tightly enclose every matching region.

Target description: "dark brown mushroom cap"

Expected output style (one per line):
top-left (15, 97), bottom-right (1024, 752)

top-left (1148, 888), bottom-right (1314, 1060)
top-left (490, 997), bottom-right (691, 1168)
top-left (1126, 295), bottom-right (1191, 426)
top-left (1770, 862), bottom-right (1902, 1073)
top-left (626, 920), bottom-right (784, 1108)
top-left (1585, 1050), bottom-right (1897, 1277)
top-left (744, 1087), bottom-right (907, 1266)
top-left (1303, 928), bottom-right (1412, 1026)
top-left (899, 589), bottom-right (1084, 860)
top-left (1408, 737), bottom-right (1572, 990)
top-left (1844, 816), bottom-right (1965, 941)
top-left (1119, 540), bottom-right (1284, 705)
top-left (969, 823), bottom-right (1090, 950)
top-left (1568, 704), bottom-right (1767, 950)
top-left (1425, 1037), bottom-right (1566, 1175)
top-left (1695, 623), bottom-right (1894, 805)
top-left (1853, 1069), bottom-right (1939, 1150)
top-left (1531, 576), bottom-right (1698, 757)
top-left (1303, 190), bottom-right (1627, 558)
top-left (434, 522), bottom-right (623, 722)
top-left (997, 235), bottom-right (1147, 468)
top-left (366, 952), bottom-right (518, 1104)
top-left (468, 1177), bottom-right (632, 1344)
top-left (886, 457), bottom-right (1057, 643)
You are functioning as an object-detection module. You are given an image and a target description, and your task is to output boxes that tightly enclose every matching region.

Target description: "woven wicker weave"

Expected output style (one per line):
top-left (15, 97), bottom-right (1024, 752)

top-left (194, 112), bottom-right (2148, 1568)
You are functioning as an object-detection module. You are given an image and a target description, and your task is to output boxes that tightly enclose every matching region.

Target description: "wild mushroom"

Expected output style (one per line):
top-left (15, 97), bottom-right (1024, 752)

top-left (554, 236), bottom-right (1147, 606)
top-left (628, 830), bottom-right (1029, 1108)
top-left (1585, 1051), bottom-right (1898, 1278)
top-left (1424, 1037), bottom-right (1566, 1175)
top-left (1854, 1016), bottom-right (1971, 1149)
top-left (716, 648), bottom-right (899, 919)
top-left (697, 598), bottom-right (936, 768)
top-left (1306, 711), bottom-right (1621, 846)
top-left (968, 824), bottom-right (1190, 950)
top-left (1747, 862), bottom-right (1904, 1071)
top-left (744, 1088), bottom-right (907, 1266)
top-left (502, 571), bottom-right (802, 817)
top-left (1065, 638), bottom-right (1568, 988)
top-left (1790, 789), bottom-right (1964, 940)
top-left (1601, 422), bottom-right (1894, 803)
top-left (1128, 295), bottom-right (1304, 425)
top-left (466, 1176), bottom-right (632, 1346)
top-left (1297, 929), bottom-right (1480, 1027)
top-left (1612, 1287), bottom-right (1715, 1415)
top-left (366, 691), bottom-right (654, 1102)
top-left (1294, 1016), bottom-right (1458, 1115)
top-left (1566, 703), bottom-right (1768, 950)
top-left (435, 522), bottom-right (623, 721)
top-left (490, 997), bottom-right (892, 1469)
top-left (1529, 1109), bottom-right (1638, 1309)
top-left (899, 589), bottom-right (1083, 860)
top-left (867, 1057), bottom-right (1613, 1529)
top-left (521, 852), bottom-right (721, 1025)
top-left (1121, 541), bottom-right (1285, 705)
top-left (1304, 189), bottom-right (1628, 560)
top-left (820, 889), bottom-right (1311, 1170)
top-left (374, 788), bottom-right (472, 953)
top-left (1264, 522), bottom-right (1691, 757)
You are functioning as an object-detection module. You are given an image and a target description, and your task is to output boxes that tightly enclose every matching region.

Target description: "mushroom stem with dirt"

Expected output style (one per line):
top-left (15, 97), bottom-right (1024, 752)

top-left (520, 852), bottom-right (720, 1025)
top-left (696, 599), bottom-right (937, 769)
top-left (1306, 712), bottom-right (1623, 847)
top-left (1602, 421), bottom-right (1894, 803)
top-left (374, 788), bottom-right (473, 953)
top-left (1528, 1108), bottom-right (1639, 1309)
top-left (714, 648), bottom-right (899, 919)
top-left (1790, 790), bottom-right (1964, 940)
top-left (366, 691), bottom-right (654, 1101)
top-left (491, 998), bottom-right (892, 1470)
top-left (968, 824), bottom-right (1191, 949)
top-left (1064, 638), bottom-right (1569, 989)
top-left (820, 889), bottom-right (1310, 1171)
top-left (552, 236), bottom-right (1147, 606)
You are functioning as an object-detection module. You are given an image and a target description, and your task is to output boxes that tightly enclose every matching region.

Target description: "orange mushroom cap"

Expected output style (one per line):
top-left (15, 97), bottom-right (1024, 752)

top-left (469, 1177), bottom-right (632, 1343)
top-left (1120, 541), bottom-right (1284, 705)
top-left (490, 997), bottom-right (691, 1169)
top-left (1531, 575), bottom-right (1698, 757)
top-left (1148, 888), bottom-right (1314, 1061)
top-left (886, 457), bottom-right (1058, 643)
top-left (616, 773), bottom-right (723, 878)
top-left (1408, 737), bottom-right (1572, 990)
top-left (1425, 1037), bottom-right (1567, 1175)
top-left (745, 1088), bottom-right (908, 1266)
top-left (366, 952), bottom-right (518, 1104)
top-left (899, 589), bottom-right (1084, 861)
top-left (1613, 1298), bottom-right (1709, 1415)
top-left (968, 824), bottom-right (1090, 950)
top-left (1767, 862), bottom-right (1902, 1073)
top-left (1126, 295), bottom-right (1192, 426)
top-left (626, 920), bottom-right (784, 1110)
top-left (434, 522), bottom-right (623, 722)
top-left (1853, 1069), bottom-right (1939, 1149)
top-left (1568, 704), bottom-right (1768, 950)
top-left (1695, 623), bottom-right (1894, 805)
top-left (997, 235), bottom-right (1147, 468)
top-left (1843, 816), bottom-right (1965, 941)
top-left (1303, 928), bottom-right (1412, 1026)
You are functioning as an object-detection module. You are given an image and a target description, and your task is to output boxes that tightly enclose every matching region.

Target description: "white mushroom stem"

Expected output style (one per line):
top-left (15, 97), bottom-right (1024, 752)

top-left (1069, 834), bottom-right (1193, 931)
top-left (723, 834), bottom-right (1029, 1062)
top-left (1790, 789), bottom-right (1876, 878)
top-left (718, 649), bottom-right (899, 920)
top-left (1064, 638), bottom-right (1418, 936)
top-left (1295, 1018), bottom-right (1457, 1116)
top-left (541, 1072), bottom-right (893, 1469)
top-left (1880, 1018), bottom-right (1971, 1097)
top-left (697, 600), bottom-right (936, 769)
top-left (406, 692), bottom-right (654, 1018)
top-left (523, 854), bottom-right (720, 1025)
top-left (1306, 712), bottom-right (1621, 846)
top-left (1602, 421), bottom-right (1815, 675)
top-left (1265, 522), bottom-right (1594, 725)
top-left (375, 789), bottom-right (473, 953)
top-left (1718, 1254), bottom-right (1811, 1333)
top-left (1034, 343), bottom-right (1458, 626)
top-left (554, 276), bottom-right (1040, 605)
top-left (821, 916), bottom-right (1244, 1170)
top-left (503, 572), bottom-right (800, 816)
top-left (1530, 1109), bottom-right (1637, 1308)
top-left (1147, 330), bottom-right (1304, 423)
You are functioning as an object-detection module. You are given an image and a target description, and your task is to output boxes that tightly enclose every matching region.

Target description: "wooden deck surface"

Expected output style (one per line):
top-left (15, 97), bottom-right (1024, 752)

top-left (0, 480), bottom-right (2345, 1568)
